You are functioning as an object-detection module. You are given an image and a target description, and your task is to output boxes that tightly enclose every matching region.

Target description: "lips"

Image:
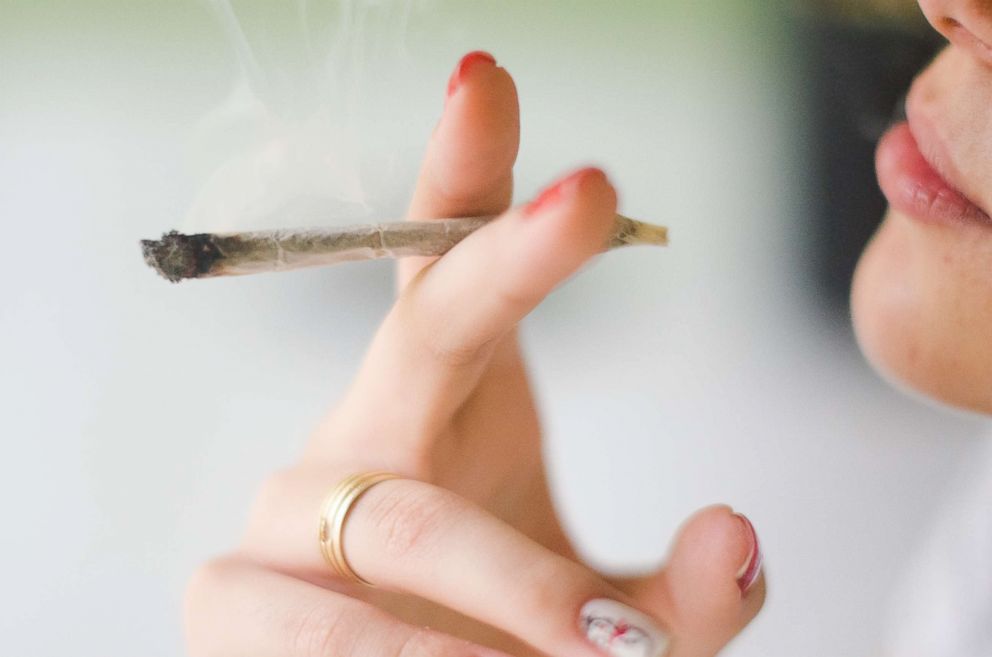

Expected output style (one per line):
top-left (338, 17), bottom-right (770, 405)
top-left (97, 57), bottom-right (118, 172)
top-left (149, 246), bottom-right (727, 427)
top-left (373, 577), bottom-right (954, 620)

top-left (875, 100), bottom-right (990, 226)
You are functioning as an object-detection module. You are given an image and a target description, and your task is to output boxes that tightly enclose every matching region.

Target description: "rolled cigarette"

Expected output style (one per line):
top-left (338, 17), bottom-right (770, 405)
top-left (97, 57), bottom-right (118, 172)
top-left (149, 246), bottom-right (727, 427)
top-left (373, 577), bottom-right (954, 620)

top-left (140, 214), bottom-right (668, 283)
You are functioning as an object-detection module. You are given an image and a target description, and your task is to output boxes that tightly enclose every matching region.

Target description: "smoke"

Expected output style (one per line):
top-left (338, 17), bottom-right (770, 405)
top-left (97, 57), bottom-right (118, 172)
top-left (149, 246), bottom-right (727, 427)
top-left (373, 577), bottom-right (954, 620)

top-left (184, 0), bottom-right (427, 233)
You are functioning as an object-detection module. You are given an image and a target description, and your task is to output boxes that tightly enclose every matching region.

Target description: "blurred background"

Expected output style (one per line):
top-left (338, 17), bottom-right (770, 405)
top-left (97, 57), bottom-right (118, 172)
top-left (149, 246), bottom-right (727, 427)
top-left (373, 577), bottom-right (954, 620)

top-left (1, 1), bottom-right (988, 655)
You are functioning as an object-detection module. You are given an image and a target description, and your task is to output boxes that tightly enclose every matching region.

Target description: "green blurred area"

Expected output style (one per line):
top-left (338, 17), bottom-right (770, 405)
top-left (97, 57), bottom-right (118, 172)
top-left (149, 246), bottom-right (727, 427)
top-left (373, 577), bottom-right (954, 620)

top-left (0, 0), bottom-right (791, 153)
top-left (0, 0), bottom-right (783, 67)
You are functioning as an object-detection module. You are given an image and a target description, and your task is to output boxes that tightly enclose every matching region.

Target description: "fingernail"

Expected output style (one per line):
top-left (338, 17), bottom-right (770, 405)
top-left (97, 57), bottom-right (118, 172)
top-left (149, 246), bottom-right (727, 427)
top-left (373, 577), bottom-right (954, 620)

top-left (446, 50), bottom-right (497, 99)
top-left (523, 167), bottom-right (605, 217)
top-left (579, 599), bottom-right (669, 657)
top-left (734, 513), bottom-right (763, 595)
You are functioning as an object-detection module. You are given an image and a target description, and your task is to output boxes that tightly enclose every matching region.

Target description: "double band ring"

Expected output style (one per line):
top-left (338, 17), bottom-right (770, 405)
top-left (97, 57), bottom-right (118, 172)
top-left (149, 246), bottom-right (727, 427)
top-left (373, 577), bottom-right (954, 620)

top-left (318, 471), bottom-right (402, 585)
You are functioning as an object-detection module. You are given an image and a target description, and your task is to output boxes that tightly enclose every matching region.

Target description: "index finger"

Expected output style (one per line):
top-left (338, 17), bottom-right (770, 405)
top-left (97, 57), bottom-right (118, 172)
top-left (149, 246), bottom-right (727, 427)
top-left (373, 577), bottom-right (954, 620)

top-left (316, 168), bottom-right (617, 457)
top-left (243, 470), bottom-right (671, 657)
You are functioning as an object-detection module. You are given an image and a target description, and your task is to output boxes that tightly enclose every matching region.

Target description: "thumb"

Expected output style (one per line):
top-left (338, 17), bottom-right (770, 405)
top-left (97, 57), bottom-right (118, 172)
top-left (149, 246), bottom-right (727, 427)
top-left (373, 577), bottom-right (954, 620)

top-left (621, 506), bottom-right (766, 657)
top-left (399, 50), bottom-right (520, 289)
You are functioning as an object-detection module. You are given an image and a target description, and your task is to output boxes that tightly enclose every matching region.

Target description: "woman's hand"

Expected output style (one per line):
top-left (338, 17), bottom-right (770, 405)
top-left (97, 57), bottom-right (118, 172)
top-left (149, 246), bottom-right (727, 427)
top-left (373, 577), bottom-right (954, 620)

top-left (185, 51), bottom-right (765, 657)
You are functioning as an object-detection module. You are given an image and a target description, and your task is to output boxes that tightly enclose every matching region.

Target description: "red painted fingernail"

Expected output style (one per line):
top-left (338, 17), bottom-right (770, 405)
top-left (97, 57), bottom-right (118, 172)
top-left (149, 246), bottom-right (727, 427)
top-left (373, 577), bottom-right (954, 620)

top-left (446, 50), bottom-right (497, 98)
top-left (523, 167), bottom-right (606, 217)
top-left (734, 513), bottom-right (763, 595)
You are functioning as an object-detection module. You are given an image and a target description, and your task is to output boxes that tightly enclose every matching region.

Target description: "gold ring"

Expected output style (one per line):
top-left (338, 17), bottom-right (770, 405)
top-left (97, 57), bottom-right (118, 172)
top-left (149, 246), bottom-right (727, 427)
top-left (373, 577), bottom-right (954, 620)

top-left (317, 471), bottom-right (401, 585)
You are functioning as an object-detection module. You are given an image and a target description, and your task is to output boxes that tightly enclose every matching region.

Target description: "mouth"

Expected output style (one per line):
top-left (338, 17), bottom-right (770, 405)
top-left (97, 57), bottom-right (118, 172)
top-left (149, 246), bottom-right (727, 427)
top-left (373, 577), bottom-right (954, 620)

top-left (875, 98), bottom-right (990, 227)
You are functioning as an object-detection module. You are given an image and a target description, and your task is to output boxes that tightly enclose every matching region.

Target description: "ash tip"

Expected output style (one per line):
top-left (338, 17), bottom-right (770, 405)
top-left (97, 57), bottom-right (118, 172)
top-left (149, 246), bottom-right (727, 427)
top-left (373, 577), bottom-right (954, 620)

top-left (140, 231), bottom-right (222, 282)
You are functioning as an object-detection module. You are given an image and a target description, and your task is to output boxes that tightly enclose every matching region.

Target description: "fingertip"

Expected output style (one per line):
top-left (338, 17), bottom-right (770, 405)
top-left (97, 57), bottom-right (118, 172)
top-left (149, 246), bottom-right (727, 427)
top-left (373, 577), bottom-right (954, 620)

top-left (620, 506), bottom-right (764, 655)
top-left (569, 167), bottom-right (617, 247)
top-left (565, 166), bottom-right (618, 219)
top-left (478, 166), bottom-right (616, 297)
top-left (401, 52), bottom-right (520, 287)
top-left (440, 57), bottom-right (519, 152)
top-left (522, 166), bottom-right (617, 244)
top-left (588, 167), bottom-right (619, 226)
top-left (422, 53), bottom-right (520, 211)
top-left (445, 50), bottom-right (497, 99)
top-left (663, 505), bottom-right (763, 632)
top-left (675, 505), bottom-right (758, 589)
top-left (397, 165), bottom-right (619, 373)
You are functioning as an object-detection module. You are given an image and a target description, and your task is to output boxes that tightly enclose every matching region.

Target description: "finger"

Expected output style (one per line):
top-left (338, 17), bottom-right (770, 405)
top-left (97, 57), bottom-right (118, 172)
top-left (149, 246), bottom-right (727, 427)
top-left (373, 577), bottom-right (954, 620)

top-left (622, 506), bottom-right (767, 657)
top-left (184, 555), bottom-right (517, 657)
top-left (243, 470), bottom-right (671, 657)
top-left (398, 50), bottom-right (519, 291)
top-left (324, 168), bottom-right (617, 453)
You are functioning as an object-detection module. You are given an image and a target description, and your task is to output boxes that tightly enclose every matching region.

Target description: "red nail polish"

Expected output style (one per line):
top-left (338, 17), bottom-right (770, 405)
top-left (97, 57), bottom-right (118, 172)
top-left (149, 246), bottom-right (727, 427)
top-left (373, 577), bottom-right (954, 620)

top-left (734, 513), bottom-right (763, 595)
top-left (446, 50), bottom-right (497, 98)
top-left (523, 167), bottom-right (605, 217)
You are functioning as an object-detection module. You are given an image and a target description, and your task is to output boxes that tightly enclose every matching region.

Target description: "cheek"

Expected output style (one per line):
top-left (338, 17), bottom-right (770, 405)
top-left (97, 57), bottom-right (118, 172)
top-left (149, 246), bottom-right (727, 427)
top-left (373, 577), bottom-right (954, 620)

top-left (851, 210), bottom-right (992, 414)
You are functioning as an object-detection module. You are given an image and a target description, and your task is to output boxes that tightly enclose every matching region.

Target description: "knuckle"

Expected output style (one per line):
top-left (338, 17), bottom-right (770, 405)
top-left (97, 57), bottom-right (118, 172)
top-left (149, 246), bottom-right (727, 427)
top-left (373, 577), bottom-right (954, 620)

top-left (364, 482), bottom-right (461, 561)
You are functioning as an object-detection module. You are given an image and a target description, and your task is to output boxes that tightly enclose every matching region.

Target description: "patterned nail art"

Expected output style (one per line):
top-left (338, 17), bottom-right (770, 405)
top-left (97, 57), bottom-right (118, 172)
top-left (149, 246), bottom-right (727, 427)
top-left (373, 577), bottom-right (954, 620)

top-left (579, 599), bottom-right (669, 657)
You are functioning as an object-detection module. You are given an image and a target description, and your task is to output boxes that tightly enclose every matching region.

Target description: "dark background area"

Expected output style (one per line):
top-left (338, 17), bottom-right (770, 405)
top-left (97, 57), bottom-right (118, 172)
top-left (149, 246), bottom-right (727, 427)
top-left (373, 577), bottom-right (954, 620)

top-left (798, 11), bottom-right (943, 312)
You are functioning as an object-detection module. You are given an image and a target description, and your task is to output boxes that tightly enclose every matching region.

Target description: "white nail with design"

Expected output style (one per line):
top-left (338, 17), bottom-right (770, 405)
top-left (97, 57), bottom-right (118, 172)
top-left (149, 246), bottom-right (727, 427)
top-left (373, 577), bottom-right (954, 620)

top-left (579, 599), bottom-right (669, 657)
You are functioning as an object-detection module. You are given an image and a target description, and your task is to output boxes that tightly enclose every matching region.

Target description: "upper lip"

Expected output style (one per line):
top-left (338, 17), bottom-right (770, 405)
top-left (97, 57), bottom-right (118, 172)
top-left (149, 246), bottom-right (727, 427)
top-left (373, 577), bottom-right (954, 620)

top-left (904, 83), bottom-right (983, 211)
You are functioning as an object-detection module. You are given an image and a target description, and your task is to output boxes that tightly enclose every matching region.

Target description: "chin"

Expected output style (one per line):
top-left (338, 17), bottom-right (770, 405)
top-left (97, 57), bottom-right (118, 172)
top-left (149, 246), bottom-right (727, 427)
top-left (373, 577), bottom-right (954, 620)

top-left (851, 209), bottom-right (992, 416)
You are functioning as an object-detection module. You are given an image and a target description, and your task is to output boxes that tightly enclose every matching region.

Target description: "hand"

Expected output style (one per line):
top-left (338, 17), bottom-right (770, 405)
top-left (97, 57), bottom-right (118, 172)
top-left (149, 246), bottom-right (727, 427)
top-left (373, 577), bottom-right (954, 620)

top-left (185, 50), bottom-right (765, 657)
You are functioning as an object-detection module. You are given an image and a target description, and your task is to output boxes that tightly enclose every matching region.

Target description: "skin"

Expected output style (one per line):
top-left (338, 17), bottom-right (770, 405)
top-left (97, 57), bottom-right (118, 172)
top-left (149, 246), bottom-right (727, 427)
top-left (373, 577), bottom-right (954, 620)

top-left (853, 0), bottom-right (992, 414)
top-left (185, 54), bottom-right (764, 657)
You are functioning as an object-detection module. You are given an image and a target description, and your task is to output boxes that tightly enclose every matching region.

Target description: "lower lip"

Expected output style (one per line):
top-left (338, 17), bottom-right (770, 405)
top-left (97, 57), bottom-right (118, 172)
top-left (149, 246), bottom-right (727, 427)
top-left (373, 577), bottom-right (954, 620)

top-left (875, 122), bottom-right (990, 226)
